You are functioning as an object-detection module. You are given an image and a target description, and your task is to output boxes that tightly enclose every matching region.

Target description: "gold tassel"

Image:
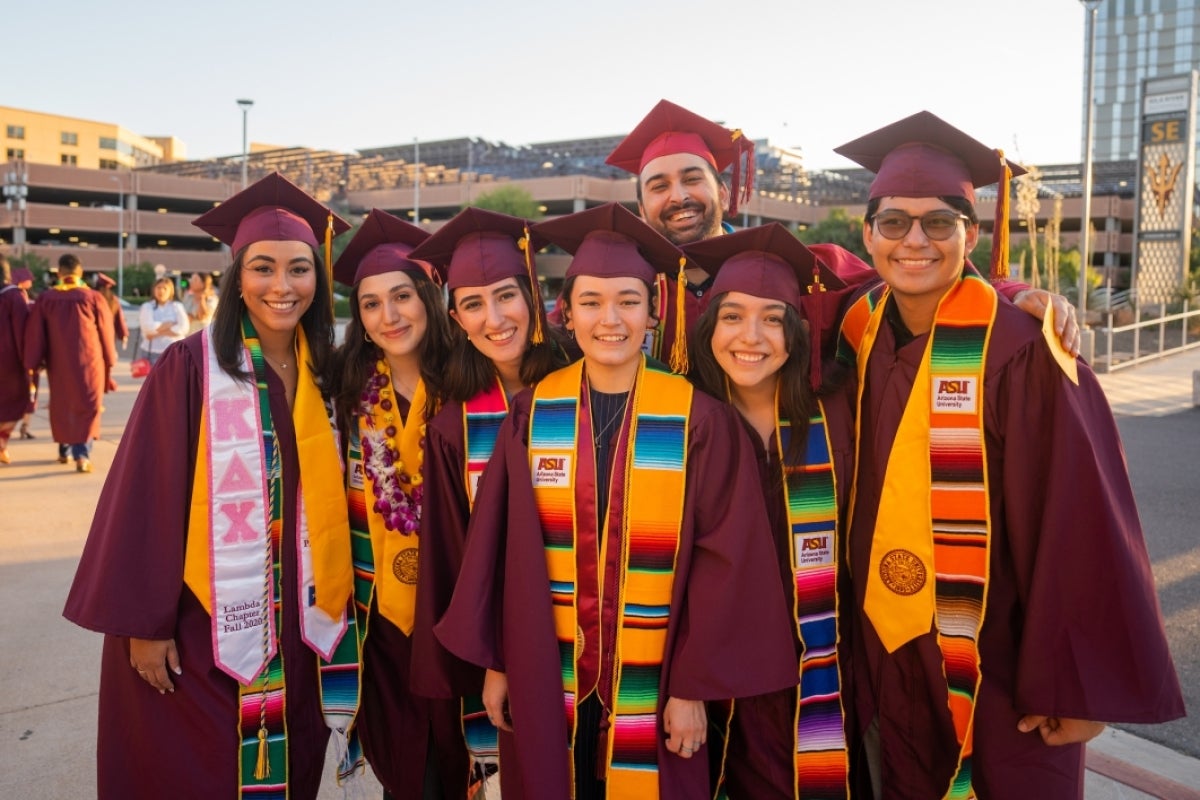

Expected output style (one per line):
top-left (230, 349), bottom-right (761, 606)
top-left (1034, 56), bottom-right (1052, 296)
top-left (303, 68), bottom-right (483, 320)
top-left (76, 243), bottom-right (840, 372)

top-left (668, 257), bottom-right (689, 374)
top-left (991, 150), bottom-right (1013, 279)
top-left (325, 212), bottom-right (336, 314)
top-left (254, 725), bottom-right (271, 780)
top-left (520, 228), bottom-right (544, 345)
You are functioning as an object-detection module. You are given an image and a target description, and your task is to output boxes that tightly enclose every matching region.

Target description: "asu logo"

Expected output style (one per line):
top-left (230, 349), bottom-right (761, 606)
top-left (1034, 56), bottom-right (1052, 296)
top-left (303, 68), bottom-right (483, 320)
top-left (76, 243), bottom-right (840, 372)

top-left (796, 533), bottom-right (833, 566)
top-left (537, 456), bottom-right (566, 471)
top-left (532, 453), bottom-right (571, 487)
top-left (932, 374), bottom-right (978, 414)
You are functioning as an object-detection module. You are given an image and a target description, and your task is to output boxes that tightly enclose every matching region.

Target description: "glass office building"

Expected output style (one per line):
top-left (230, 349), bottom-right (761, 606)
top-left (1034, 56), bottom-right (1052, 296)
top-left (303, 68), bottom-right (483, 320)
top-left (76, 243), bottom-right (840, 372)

top-left (1090, 0), bottom-right (1200, 162)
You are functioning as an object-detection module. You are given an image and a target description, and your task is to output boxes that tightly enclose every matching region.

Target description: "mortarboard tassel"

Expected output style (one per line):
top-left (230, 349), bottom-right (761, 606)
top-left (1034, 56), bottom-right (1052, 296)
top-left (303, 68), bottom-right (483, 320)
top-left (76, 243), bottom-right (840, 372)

top-left (668, 257), bottom-right (689, 374)
top-left (991, 150), bottom-right (1012, 279)
top-left (324, 213), bottom-right (336, 313)
top-left (519, 226), bottom-right (544, 345)
top-left (728, 130), bottom-right (756, 218)
top-left (806, 264), bottom-right (827, 392)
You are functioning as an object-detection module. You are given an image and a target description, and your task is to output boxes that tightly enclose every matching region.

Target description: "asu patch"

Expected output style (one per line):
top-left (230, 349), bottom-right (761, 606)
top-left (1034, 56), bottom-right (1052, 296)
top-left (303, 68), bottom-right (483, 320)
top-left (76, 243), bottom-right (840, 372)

top-left (532, 454), bottom-right (572, 487)
top-left (932, 375), bottom-right (978, 414)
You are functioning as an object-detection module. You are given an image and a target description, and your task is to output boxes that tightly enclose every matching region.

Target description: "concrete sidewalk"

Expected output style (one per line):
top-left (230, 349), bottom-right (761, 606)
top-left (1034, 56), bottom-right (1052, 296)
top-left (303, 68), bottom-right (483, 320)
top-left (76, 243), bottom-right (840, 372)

top-left (2, 349), bottom-right (1197, 798)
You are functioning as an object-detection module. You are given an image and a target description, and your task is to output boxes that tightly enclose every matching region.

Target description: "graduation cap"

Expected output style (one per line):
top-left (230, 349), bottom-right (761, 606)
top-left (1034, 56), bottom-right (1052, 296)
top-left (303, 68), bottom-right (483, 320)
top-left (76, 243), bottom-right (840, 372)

top-left (332, 208), bottom-right (432, 287)
top-left (606, 99), bottom-right (755, 216)
top-left (93, 273), bottom-right (116, 288)
top-left (684, 223), bottom-right (848, 390)
top-left (534, 202), bottom-right (692, 372)
top-left (192, 171), bottom-right (351, 261)
top-left (833, 110), bottom-right (1026, 278)
top-left (11, 267), bottom-right (33, 284)
top-left (407, 207), bottom-right (547, 342)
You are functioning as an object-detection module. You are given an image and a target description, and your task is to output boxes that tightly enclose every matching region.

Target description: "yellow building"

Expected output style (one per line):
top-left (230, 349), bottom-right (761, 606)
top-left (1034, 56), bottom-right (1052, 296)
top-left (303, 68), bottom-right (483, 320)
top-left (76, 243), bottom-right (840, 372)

top-left (0, 106), bottom-right (179, 170)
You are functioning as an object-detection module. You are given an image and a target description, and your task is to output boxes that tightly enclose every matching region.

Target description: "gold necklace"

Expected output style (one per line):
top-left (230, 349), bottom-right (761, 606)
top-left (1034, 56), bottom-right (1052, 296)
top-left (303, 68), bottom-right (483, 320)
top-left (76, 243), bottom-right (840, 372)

top-left (264, 354), bottom-right (289, 370)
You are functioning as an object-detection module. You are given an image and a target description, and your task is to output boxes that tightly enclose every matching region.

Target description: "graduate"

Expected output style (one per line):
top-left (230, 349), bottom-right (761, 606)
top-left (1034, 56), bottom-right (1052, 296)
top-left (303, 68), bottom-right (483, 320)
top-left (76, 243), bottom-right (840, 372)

top-left (833, 112), bottom-right (1184, 799)
top-left (330, 209), bottom-right (465, 798)
top-left (435, 202), bottom-right (798, 800)
top-left (406, 207), bottom-right (563, 793)
top-left (601, 99), bottom-right (754, 370)
top-left (63, 172), bottom-right (361, 799)
top-left (685, 224), bottom-right (861, 799)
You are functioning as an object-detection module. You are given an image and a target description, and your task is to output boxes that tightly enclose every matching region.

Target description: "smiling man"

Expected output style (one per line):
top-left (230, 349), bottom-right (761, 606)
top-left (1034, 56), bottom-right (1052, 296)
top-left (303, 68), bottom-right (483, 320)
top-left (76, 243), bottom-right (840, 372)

top-left (834, 112), bottom-right (1183, 800)
top-left (604, 100), bottom-right (756, 370)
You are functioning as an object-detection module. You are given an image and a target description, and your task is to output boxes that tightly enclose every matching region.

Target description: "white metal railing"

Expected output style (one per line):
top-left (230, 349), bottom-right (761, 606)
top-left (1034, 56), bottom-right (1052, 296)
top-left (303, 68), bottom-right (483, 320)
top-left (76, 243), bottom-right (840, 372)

top-left (1092, 292), bottom-right (1200, 372)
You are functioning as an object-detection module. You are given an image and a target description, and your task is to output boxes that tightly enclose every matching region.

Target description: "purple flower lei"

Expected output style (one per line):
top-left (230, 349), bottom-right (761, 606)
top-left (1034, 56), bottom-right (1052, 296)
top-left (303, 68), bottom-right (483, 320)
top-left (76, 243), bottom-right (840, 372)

top-left (360, 361), bottom-right (423, 534)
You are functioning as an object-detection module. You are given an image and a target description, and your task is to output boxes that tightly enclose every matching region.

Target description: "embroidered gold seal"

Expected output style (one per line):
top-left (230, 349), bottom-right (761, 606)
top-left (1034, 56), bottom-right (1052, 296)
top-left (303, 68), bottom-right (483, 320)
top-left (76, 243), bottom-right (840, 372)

top-left (392, 548), bottom-right (419, 585)
top-left (878, 549), bottom-right (927, 596)
top-left (575, 625), bottom-right (585, 657)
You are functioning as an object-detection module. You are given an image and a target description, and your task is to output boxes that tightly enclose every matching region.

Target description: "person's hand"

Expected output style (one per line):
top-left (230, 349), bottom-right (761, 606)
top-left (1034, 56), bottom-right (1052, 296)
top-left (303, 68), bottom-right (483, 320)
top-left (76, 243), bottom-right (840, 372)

top-left (1017, 714), bottom-right (1105, 746)
top-left (663, 697), bottom-right (706, 758)
top-left (1013, 289), bottom-right (1080, 357)
top-left (129, 637), bottom-right (182, 694)
top-left (482, 669), bottom-right (512, 732)
top-left (106, 376), bottom-right (118, 393)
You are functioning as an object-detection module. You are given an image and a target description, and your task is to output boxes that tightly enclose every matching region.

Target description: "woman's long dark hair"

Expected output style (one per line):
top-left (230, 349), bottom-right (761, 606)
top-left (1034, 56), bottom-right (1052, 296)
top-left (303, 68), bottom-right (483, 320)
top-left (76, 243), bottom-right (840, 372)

top-left (689, 292), bottom-right (814, 464)
top-left (210, 245), bottom-right (339, 392)
top-left (333, 269), bottom-right (452, 430)
top-left (440, 275), bottom-right (564, 403)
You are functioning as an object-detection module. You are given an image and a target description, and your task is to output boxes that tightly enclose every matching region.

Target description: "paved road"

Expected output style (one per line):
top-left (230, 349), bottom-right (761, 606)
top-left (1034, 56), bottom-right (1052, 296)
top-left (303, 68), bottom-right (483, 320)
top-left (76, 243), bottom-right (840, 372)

top-left (1113, 409), bottom-right (1200, 760)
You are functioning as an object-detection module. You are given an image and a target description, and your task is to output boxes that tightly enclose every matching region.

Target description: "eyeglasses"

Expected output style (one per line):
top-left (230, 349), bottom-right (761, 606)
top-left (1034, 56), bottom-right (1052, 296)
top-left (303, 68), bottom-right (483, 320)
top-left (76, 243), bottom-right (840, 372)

top-left (870, 210), bottom-right (971, 241)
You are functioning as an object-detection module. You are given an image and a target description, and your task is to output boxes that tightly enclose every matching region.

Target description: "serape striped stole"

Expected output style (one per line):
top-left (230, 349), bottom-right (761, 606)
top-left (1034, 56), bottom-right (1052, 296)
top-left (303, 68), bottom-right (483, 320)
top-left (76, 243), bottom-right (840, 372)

top-left (460, 382), bottom-right (509, 761)
top-left (463, 378), bottom-right (509, 511)
top-left (530, 358), bottom-right (689, 799)
top-left (779, 403), bottom-right (848, 798)
top-left (838, 272), bottom-right (995, 800)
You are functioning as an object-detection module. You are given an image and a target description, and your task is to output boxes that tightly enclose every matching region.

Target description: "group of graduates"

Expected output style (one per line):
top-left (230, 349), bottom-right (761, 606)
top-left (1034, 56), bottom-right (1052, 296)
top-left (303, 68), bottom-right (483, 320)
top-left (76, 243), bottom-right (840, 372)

top-left (64, 100), bottom-right (1183, 800)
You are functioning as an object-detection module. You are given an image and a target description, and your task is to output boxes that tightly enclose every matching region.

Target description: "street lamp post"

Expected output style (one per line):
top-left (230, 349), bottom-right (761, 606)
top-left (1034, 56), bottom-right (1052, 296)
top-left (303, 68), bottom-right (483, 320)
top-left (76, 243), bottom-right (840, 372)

top-left (237, 99), bottom-right (254, 189)
top-left (109, 175), bottom-right (125, 297)
top-left (1079, 0), bottom-right (1103, 326)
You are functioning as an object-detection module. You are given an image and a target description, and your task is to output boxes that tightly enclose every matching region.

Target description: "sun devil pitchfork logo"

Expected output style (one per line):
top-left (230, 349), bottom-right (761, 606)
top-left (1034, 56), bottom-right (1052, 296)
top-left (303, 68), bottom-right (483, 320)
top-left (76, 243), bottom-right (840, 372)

top-left (1147, 152), bottom-right (1183, 216)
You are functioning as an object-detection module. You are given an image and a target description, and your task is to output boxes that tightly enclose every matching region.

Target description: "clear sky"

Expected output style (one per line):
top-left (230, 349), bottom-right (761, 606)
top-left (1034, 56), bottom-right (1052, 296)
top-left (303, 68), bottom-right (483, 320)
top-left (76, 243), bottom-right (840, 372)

top-left (10, 0), bottom-right (1092, 171)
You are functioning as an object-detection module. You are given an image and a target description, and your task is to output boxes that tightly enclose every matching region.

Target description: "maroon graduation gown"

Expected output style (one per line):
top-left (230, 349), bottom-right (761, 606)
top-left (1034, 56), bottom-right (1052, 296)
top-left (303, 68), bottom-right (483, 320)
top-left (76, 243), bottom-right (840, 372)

top-left (353, 394), bottom-right (471, 799)
top-left (410, 399), bottom-right (491, 700)
top-left (0, 285), bottom-right (30, 421)
top-left (23, 285), bottom-right (115, 443)
top-left (435, 386), bottom-right (798, 800)
top-left (358, 597), bottom-right (470, 799)
top-left (719, 382), bottom-right (860, 800)
top-left (846, 298), bottom-right (1185, 800)
top-left (62, 337), bottom-right (331, 800)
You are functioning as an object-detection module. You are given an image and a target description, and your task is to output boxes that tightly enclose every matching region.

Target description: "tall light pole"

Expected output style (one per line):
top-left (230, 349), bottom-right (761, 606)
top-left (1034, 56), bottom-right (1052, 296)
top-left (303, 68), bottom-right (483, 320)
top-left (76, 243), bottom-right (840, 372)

top-left (1079, 0), bottom-right (1103, 325)
top-left (237, 99), bottom-right (254, 189)
top-left (413, 137), bottom-right (420, 225)
top-left (109, 174), bottom-right (125, 297)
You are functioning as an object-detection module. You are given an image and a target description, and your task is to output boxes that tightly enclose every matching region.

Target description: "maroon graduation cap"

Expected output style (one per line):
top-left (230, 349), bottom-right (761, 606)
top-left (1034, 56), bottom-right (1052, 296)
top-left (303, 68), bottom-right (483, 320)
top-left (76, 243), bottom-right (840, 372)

top-left (332, 208), bottom-right (432, 287)
top-left (606, 99), bottom-right (755, 216)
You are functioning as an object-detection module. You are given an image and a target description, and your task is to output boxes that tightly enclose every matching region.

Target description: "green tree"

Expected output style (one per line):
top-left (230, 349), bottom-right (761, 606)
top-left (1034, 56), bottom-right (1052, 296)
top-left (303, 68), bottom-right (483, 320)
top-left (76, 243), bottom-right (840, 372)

top-left (464, 185), bottom-right (542, 219)
top-left (970, 234), bottom-right (993, 275)
top-left (7, 252), bottom-right (49, 288)
top-left (796, 208), bottom-right (868, 261)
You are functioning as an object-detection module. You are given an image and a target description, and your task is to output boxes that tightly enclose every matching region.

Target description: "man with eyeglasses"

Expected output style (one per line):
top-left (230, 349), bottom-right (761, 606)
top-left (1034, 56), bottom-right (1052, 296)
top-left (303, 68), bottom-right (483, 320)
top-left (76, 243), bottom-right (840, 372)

top-left (834, 111), bottom-right (1182, 800)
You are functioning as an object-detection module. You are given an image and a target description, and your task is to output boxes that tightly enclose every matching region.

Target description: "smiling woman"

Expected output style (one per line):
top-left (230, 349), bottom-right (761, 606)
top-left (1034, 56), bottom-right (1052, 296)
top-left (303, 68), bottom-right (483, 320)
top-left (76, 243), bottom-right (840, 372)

top-left (62, 172), bottom-right (364, 800)
top-left (328, 209), bottom-right (463, 798)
